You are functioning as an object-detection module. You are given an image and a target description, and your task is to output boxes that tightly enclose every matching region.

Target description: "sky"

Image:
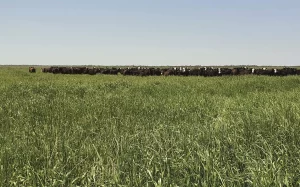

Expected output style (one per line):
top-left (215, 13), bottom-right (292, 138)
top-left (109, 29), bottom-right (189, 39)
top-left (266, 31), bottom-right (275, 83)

top-left (1, 0), bottom-right (300, 66)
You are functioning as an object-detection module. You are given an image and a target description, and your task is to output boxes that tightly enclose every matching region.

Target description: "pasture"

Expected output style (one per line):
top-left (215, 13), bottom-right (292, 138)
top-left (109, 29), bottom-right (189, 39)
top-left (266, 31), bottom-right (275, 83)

top-left (1, 66), bottom-right (300, 186)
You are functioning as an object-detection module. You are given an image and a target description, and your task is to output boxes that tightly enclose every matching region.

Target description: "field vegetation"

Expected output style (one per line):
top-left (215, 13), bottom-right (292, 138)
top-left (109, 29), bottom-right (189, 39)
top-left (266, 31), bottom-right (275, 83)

top-left (0, 66), bottom-right (300, 186)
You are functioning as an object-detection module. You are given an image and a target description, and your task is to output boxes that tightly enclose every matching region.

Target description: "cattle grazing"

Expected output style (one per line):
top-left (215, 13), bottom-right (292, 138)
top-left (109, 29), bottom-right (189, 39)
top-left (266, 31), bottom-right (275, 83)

top-left (219, 68), bottom-right (232, 76)
top-left (162, 68), bottom-right (177, 76)
top-left (29, 67), bottom-right (36, 73)
top-left (39, 66), bottom-right (300, 77)
top-left (203, 67), bottom-right (218, 77)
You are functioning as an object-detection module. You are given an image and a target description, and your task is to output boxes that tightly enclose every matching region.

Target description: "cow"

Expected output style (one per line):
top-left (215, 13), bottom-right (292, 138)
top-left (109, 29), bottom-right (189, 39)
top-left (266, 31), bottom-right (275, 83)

top-left (204, 67), bottom-right (219, 77)
top-left (189, 68), bottom-right (201, 76)
top-left (219, 68), bottom-right (232, 76)
top-left (29, 67), bottom-right (36, 73)
top-left (71, 67), bottom-right (87, 74)
top-left (254, 68), bottom-right (273, 76)
top-left (162, 68), bottom-right (177, 76)
top-left (41, 67), bottom-right (53, 73)
top-left (149, 68), bottom-right (162, 76)
top-left (282, 67), bottom-right (297, 76)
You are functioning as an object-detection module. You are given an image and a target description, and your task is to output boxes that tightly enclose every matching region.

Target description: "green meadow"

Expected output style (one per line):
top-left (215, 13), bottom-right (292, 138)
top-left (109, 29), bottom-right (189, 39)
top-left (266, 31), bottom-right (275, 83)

top-left (0, 66), bottom-right (300, 186)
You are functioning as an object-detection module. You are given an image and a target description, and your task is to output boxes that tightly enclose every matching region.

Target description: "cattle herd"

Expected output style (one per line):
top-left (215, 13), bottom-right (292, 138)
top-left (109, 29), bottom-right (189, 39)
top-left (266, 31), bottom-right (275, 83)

top-left (27, 66), bottom-right (300, 76)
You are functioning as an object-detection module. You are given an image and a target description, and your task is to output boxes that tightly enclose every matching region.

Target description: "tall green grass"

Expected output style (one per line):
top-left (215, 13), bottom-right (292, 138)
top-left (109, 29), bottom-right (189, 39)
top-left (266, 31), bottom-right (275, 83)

top-left (0, 66), bottom-right (300, 186)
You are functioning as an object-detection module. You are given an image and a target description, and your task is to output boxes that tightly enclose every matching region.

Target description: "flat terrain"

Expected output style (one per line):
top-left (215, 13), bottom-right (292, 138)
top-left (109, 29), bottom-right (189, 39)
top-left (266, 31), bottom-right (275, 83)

top-left (1, 66), bottom-right (300, 186)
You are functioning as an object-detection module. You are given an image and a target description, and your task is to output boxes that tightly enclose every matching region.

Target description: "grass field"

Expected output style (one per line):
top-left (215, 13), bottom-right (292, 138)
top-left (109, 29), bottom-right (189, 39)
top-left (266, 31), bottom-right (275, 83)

top-left (1, 66), bottom-right (300, 186)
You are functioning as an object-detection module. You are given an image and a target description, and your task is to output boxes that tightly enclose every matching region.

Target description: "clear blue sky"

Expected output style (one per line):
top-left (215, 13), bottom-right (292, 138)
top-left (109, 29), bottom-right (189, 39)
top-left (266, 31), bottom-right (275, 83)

top-left (1, 0), bottom-right (300, 66)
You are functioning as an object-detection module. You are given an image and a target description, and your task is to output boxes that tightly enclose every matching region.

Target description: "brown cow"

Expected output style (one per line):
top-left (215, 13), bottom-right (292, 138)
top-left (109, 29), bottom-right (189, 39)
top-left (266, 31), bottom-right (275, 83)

top-left (29, 67), bottom-right (36, 73)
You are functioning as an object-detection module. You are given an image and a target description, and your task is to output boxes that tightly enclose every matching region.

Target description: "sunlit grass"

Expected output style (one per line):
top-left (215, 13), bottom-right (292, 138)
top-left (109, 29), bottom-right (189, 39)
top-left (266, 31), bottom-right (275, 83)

top-left (0, 66), bottom-right (300, 186)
